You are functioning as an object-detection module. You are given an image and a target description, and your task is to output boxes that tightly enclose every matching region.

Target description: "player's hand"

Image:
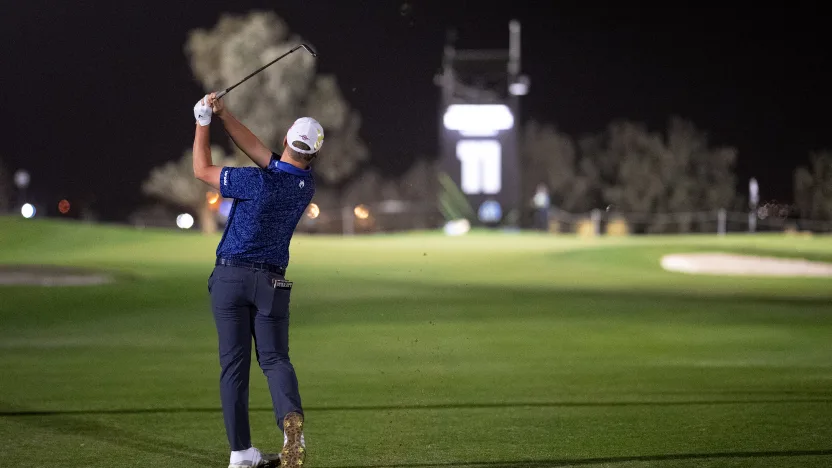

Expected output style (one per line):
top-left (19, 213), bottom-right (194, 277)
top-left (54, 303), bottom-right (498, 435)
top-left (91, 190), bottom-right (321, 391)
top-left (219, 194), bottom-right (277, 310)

top-left (207, 92), bottom-right (226, 117)
top-left (194, 95), bottom-right (212, 126)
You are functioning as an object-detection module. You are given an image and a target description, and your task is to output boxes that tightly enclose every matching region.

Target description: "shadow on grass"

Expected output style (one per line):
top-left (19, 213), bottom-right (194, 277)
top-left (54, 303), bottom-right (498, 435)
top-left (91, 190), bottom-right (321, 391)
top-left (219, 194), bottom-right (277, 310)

top-left (3, 398), bottom-right (831, 417)
top-left (325, 449), bottom-right (832, 467)
top-left (4, 400), bottom-right (830, 466)
top-left (0, 402), bottom-right (218, 464)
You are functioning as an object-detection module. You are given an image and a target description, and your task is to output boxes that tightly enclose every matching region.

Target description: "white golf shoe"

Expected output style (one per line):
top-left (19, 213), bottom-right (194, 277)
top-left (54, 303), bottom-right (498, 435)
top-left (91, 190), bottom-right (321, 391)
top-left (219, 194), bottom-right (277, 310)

top-left (228, 446), bottom-right (280, 468)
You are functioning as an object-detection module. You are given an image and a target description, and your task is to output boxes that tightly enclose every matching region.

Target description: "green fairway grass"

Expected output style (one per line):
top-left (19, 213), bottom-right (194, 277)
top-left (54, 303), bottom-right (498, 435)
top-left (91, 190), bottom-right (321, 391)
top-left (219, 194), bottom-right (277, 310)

top-left (1, 217), bottom-right (830, 467)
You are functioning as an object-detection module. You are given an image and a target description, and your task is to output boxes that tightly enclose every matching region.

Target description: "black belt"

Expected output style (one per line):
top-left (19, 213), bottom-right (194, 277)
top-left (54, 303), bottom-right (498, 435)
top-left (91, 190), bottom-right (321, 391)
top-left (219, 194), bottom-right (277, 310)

top-left (215, 257), bottom-right (286, 276)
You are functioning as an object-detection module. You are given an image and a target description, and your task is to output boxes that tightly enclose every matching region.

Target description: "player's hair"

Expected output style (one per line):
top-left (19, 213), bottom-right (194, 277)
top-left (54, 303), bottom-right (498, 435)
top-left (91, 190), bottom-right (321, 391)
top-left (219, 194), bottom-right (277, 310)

top-left (288, 141), bottom-right (317, 163)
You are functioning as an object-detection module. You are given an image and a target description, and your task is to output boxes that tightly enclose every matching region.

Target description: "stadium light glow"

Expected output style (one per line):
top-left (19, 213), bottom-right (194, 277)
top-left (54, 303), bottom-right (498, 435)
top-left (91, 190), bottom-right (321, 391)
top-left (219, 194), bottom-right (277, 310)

top-left (176, 213), bottom-right (194, 229)
top-left (58, 199), bottom-right (71, 214)
top-left (509, 75), bottom-right (530, 96)
top-left (21, 203), bottom-right (35, 219)
top-left (14, 170), bottom-right (30, 189)
top-left (509, 82), bottom-right (528, 96)
top-left (443, 104), bottom-right (514, 137)
top-left (218, 200), bottom-right (232, 219)
top-left (354, 204), bottom-right (370, 220)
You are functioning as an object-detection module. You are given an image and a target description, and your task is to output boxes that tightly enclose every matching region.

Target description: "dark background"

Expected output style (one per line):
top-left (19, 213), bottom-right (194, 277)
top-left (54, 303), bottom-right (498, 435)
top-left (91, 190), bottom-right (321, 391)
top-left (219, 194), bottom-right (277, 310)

top-left (1, 1), bottom-right (829, 221)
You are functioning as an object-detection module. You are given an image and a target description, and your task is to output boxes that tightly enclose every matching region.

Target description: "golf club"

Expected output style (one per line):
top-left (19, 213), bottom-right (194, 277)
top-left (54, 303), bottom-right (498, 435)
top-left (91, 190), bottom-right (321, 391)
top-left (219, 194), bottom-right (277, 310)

top-left (214, 44), bottom-right (318, 99)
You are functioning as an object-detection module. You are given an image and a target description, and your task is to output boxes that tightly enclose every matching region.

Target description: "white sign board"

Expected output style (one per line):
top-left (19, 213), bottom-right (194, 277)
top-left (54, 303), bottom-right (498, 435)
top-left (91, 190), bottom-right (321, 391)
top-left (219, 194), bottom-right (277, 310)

top-left (456, 140), bottom-right (501, 195)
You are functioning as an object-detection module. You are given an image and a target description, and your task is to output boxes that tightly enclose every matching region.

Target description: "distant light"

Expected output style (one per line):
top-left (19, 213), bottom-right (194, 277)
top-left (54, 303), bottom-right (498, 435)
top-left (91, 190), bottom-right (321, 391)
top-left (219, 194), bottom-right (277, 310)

top-left (307, 203), bottom-right (320, 219)
top-left (207, 192), bottom-right (220, 205)
top-left (21, 203), bottom-right (35, 219)
top-left (509, 75), bottom-right (530, 96)
top-left (478, 200), bottom-right (503, 223)
top-left (14, 170), bottom-right (30, 189)
top-left (508, 83), bottom-right (527, 96)
top-left (176, 213), bottom-right (194, 229)
top-left (354, 204), bottom-right (370, 220)
top-left (58, 199), bottom-right (71, 214)
top-left (509, 79), bottom-right (530, 97)
top-left (443, 104), bottom-right (514, 137)
top-left (218, 200), bottom-right (232, 219)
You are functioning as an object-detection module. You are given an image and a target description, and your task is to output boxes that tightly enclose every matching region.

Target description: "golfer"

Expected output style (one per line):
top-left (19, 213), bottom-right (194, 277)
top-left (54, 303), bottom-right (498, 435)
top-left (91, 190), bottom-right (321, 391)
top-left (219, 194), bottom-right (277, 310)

top-left (192, 93), bottom-right (321, 467)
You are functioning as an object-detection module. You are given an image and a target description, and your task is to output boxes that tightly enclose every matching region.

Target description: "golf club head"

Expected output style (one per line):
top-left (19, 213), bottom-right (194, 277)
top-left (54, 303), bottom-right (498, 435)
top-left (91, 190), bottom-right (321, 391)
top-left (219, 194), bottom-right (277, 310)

top-left (299, 44), bottom-right (318, 57)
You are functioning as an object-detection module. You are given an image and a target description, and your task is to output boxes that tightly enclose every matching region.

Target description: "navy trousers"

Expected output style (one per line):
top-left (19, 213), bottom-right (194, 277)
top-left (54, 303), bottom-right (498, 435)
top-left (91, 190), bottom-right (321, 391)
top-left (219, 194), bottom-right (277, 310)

top-left (208, 264), bottom-right (303, 451)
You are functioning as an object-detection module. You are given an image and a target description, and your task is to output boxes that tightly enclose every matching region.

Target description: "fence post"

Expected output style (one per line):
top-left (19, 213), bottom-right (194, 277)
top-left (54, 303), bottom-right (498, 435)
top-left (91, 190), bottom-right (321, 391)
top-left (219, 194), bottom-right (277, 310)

top-left (717, 209), bottom-right (726, 236)
top-left (342, 206), bottom-right (354, 236)
top-left (591, 209), bottom-right (601, 236)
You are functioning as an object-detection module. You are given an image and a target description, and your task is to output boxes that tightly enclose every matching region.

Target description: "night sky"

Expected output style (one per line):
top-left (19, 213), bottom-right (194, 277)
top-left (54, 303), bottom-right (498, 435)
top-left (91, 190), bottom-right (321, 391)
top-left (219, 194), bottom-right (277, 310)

top-left (2, 2), bottom-right (829, 222)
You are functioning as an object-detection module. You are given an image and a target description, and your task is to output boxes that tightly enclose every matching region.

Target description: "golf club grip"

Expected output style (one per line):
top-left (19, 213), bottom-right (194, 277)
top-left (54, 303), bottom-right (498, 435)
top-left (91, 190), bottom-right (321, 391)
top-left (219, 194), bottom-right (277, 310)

top-left (215, 90), bottom-right (228, 100)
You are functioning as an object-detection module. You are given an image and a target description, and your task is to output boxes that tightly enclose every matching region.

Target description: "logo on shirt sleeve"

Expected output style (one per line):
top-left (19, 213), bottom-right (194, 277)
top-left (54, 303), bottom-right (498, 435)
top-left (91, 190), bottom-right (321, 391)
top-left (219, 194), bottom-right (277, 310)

top-left (223, 169), bottom-right (229, 186)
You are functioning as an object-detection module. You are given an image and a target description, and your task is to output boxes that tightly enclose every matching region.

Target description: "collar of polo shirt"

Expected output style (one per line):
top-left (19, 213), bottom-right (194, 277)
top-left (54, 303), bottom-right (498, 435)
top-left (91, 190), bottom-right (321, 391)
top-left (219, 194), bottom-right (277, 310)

top-left (272, 158), bottom-right (312, 176)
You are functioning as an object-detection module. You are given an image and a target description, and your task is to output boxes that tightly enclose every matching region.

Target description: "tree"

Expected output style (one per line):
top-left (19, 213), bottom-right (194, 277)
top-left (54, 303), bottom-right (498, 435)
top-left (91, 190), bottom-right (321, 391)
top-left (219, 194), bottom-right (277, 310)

top-left (523, 117), bottom-right (739, 232)
top-left (520, 121), bottom-right (595, 212)
top-left (341, 169), bottom-right (387, 208)
top-left (400, 158), bottom-right (438, 202)
top-left (794, 150), bottom-right (832, 221)
top-left (304, 76), bottom-right (369, 188)
top-left (596, 120), bottom-right (668, 214)
top-left (399, 158), bottom-right (440, 229)
top-left (592, 117), bottom-right (738, 232)
top-left (0, 158), bottom-right (9, 213)
top-left (185, 10), bottom-right (368, 189)
top-left (142, 146), bottom-right (236, 234)
top-left (665, 117), bottom-right (737, 214)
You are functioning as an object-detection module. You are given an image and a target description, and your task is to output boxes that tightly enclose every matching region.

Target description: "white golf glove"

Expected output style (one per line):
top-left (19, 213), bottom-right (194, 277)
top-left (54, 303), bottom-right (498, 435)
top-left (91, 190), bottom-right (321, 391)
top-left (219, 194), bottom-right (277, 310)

top-left (194, 96), bottom-right (212, 126)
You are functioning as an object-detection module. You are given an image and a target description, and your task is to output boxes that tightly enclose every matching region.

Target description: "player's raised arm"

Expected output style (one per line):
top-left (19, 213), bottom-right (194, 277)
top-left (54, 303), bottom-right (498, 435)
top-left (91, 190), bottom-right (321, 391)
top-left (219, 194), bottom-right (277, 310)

top-left (208, 93), bottom-right (274, 169)
top-left (192, 95), bottom-right (222, 190)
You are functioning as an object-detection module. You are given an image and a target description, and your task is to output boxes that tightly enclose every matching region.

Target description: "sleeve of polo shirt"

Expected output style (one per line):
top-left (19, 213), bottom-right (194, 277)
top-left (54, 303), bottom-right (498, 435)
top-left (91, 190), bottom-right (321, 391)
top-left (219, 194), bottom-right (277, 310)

top-left (219, 166), bottom-right (265, 200)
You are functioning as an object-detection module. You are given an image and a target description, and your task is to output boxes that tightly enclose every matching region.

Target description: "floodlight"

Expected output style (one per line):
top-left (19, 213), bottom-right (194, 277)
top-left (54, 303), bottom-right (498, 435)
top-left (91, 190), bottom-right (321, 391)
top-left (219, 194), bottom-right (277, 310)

top-left (443, 104), bottom-right (514, 137)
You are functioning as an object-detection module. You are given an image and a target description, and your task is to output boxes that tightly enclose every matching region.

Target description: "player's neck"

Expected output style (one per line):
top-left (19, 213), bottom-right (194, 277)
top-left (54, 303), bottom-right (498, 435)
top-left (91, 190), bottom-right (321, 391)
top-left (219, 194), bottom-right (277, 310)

top-left (279, 152), bottom-right (310, 170)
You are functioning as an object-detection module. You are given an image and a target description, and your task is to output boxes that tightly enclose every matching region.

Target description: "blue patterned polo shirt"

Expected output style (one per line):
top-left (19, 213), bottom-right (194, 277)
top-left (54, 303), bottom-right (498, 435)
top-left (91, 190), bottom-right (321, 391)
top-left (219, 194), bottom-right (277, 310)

top-left (216, 154), bottom-right (315, 268)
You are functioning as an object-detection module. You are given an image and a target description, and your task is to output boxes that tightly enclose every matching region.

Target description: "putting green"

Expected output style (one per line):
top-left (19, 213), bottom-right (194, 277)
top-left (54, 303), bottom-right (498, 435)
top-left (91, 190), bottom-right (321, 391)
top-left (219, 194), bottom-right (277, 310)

top-left (0, 218), bottom-right (830, 467)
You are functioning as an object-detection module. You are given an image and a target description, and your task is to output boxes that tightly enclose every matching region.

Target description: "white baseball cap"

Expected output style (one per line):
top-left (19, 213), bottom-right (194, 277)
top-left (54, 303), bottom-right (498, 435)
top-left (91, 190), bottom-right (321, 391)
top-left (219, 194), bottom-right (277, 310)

top-left (286, 117), bottom-right (324, 154)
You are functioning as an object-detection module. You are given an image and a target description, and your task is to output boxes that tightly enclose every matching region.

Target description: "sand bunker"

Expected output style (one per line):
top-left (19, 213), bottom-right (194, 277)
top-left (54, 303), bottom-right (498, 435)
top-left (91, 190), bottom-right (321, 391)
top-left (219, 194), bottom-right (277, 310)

top-left (0, 265), bottom-right (114, 286)
top-left (660, 253), bottom-right (832, 277)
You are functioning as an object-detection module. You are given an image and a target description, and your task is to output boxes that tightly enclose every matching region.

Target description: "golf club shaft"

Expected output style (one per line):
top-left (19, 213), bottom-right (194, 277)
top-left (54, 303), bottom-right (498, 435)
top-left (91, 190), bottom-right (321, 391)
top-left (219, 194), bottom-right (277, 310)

top-left (215, 44), bottom-right (317, 99)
